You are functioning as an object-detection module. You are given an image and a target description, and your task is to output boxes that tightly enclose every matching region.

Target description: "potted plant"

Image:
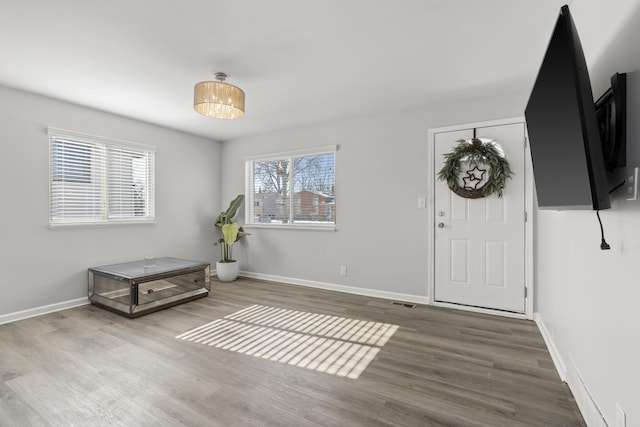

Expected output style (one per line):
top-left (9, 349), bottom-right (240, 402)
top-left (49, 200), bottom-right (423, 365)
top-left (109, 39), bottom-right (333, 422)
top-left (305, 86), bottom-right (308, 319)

top-left (214, 195), bottom-right (249, 282)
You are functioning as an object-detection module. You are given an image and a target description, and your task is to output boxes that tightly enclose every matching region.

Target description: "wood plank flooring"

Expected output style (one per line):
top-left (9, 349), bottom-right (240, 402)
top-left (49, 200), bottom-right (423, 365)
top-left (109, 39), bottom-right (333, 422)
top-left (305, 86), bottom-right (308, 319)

top-left (0, 278), bottom-right (585, 426)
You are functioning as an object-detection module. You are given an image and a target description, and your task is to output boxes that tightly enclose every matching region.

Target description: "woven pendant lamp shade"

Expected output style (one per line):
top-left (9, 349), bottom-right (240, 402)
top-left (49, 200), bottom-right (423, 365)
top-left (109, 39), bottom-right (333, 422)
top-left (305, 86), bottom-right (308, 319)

top-left (193, 73), bottom-right (245, 119)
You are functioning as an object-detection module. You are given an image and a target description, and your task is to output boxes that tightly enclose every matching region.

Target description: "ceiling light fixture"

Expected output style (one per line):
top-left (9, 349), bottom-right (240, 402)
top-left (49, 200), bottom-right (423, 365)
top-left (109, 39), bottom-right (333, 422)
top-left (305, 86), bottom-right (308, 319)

top-left (193, 72), bottom-right (245, 119)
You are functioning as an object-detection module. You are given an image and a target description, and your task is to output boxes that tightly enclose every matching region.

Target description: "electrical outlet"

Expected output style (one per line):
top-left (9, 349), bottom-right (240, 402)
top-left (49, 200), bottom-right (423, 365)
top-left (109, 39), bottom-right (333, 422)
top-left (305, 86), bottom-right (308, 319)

top-left (339, 266), bottom-right (347, 276)
top-left (626, 166), bottom-right (639, 201)
top-left (615, 403), bottom-right (626, 427)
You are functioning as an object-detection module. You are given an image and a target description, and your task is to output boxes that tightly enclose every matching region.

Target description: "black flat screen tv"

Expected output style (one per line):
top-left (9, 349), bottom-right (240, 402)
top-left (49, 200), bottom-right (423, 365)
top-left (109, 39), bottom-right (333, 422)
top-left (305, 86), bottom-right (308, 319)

top-left (596, 73), bottom-right (627, 171)
top-left (525, 5), bottom-right (611, 210)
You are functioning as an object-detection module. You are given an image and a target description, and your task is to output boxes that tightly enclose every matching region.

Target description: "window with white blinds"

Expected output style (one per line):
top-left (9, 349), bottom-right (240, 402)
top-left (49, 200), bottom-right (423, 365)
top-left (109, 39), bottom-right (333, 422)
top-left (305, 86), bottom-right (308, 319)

top-left (49, 129), bottom-right (155, 226)
top-left (245, 145), bottom-right (336, 229)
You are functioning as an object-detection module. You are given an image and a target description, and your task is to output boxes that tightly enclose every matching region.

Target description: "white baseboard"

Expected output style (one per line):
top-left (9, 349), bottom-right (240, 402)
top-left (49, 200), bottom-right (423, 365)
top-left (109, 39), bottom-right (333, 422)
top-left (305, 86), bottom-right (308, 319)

top-left (534, 313), bottom-right (567, 381)
top-left (237, 271), bottom-right (431, 306)
top-left (566, 357), bottom-right (607, 427)
top-left (2, 271), bottom-right (430, 326)
top-left (535, 313), bottom-right (605, 427)
top-left (0, 297), bottom-right (90, 326)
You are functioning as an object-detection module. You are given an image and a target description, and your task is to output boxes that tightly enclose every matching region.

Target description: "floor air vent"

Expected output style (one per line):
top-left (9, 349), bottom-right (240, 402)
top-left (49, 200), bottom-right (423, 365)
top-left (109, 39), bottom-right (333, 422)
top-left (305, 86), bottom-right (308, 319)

top-left (391, 301), bottom-right (416, 309)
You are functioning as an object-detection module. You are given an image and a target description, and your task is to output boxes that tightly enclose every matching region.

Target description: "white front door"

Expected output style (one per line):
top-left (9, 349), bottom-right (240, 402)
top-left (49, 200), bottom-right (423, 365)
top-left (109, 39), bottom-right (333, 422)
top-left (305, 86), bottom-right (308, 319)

top-left (433, 122), bottom-right (526, 313)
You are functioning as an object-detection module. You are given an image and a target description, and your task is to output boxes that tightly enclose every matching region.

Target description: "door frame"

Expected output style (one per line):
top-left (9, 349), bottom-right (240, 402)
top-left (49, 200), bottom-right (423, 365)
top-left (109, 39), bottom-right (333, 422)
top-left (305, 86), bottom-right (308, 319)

top-left (427, 117), bottom-right (534, 320)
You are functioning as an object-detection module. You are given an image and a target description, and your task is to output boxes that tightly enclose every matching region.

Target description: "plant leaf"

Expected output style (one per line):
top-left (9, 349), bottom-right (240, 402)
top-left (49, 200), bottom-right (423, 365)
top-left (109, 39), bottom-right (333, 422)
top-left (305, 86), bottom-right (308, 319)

top-left (222, 223), bottom-right (239, 245)
top-left (224, 195), bottom-right (244, 220)
top-left (214, 212), bottom-right (227, 228)
top-left (215, 195), bottom-right (245, 228)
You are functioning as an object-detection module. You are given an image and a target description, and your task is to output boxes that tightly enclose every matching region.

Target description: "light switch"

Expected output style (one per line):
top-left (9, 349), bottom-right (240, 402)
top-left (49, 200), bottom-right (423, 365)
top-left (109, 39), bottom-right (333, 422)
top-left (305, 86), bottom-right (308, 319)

top-left (418, 197), bottom-right (426, 208)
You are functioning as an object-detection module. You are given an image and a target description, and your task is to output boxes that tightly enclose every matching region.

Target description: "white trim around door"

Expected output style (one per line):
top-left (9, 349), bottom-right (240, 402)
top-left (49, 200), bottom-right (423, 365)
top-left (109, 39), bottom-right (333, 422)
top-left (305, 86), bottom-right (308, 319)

top-left (427, 117), bottom-right (534, 320)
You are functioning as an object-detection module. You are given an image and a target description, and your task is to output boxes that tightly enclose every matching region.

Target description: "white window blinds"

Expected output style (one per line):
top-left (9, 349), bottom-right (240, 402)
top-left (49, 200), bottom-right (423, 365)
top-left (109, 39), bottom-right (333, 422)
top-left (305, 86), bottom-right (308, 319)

top-left (49, 129), bottom-right (155, 226)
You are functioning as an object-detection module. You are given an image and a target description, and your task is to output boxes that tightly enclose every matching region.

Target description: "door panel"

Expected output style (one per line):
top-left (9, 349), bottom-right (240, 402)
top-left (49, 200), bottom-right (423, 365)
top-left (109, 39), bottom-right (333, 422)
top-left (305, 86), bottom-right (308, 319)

top-left (450, 239), bottom-right (469, 284)
top-left (434, 123), bottom-right (525, 313)
top-left (485, 240), bottom-right (506, 288)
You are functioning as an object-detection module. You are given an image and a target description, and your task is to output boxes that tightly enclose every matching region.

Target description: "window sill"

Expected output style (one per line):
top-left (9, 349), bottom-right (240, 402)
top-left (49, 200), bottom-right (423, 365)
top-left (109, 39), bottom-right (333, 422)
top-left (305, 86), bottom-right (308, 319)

top-left (243, 223), bottom-right (337, 232)
top-left (49, 220), bottom-right (156, 229)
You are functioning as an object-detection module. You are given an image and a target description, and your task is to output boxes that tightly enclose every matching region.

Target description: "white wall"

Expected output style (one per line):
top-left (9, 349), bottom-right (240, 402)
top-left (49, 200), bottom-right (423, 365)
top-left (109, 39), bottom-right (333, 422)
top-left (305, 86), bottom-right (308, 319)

top-left (534, 2), bottom-right (640, 426)
top-left (2, 2), bottom-right (636, 424)
top-left (0, 85), bottom-right (221, 319)
top-left (220, 5), bottom-right (640, 426)
top-left (220, 91), bottom-right (527, 301)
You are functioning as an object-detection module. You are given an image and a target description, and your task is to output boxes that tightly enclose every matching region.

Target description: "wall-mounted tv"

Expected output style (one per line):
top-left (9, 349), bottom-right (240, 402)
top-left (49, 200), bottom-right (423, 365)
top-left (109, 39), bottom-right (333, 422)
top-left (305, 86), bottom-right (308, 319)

top-left (525, 5), bottom-right (616, 210)
top-left (596, 73), bottom-right (626, 171)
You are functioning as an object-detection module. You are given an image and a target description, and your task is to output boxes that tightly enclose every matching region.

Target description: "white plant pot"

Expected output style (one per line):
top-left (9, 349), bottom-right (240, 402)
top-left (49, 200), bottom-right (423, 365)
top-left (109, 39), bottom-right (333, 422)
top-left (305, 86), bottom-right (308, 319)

top-left (216, 260), bottom-right (239, 282)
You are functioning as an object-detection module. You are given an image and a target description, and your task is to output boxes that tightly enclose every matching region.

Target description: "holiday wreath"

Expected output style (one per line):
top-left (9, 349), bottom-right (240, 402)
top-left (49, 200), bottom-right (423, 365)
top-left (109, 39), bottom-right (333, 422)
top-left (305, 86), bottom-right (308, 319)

top-left (437, 138), bottom-right (513, 199)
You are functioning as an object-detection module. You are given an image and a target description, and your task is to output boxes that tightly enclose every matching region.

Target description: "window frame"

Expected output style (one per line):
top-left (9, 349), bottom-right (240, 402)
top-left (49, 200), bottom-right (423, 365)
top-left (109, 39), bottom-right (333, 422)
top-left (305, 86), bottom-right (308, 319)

top-left (244, 145), bottom-right (337, 231)
top-left (48, 128), bottom-right (156, 228)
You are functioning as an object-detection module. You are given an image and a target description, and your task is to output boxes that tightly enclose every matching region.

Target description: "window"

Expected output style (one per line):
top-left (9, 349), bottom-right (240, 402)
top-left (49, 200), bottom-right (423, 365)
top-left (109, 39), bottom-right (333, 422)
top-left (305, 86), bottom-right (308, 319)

top-left (49, 128), bottom-right (155, 226)
top-left (245, 146), bottom-right (336, 228)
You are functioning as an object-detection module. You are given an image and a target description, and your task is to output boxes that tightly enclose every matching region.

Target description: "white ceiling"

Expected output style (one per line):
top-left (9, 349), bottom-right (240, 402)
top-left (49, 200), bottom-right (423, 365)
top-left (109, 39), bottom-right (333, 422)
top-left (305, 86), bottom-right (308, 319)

top-left (0, 0), bottom-right (625, 142)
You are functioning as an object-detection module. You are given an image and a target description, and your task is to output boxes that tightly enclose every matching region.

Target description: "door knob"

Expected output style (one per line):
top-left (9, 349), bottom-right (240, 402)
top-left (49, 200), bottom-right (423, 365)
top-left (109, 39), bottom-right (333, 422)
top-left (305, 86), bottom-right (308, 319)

top-left (438, 222), bottom-right (445, 228)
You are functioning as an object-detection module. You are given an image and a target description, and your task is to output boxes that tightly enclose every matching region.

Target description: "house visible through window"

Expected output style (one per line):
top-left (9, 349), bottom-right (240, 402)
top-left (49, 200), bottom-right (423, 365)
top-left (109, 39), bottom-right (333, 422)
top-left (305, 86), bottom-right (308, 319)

top-left (49, 129), bottom-right (155, 226)
top-left (245, 146), bottom-right (336, 228)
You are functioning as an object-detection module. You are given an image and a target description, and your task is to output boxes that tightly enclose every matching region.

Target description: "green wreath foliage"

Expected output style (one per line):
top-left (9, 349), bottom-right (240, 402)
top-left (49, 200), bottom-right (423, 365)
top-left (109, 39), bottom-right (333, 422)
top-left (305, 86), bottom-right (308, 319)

top-left (437, 138), bottom-right (513, 198)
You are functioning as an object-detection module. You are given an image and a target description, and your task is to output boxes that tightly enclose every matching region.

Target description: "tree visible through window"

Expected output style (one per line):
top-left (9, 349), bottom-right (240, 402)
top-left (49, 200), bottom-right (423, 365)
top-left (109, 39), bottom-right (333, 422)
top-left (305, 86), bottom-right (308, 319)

top-left (246, 147), bottom-right (336, 226)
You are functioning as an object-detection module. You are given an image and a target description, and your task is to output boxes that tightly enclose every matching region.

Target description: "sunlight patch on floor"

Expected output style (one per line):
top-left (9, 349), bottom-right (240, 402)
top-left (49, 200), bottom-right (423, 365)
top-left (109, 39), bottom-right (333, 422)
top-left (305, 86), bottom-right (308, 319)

top-left (175, 304), bottom-right (398, 379)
